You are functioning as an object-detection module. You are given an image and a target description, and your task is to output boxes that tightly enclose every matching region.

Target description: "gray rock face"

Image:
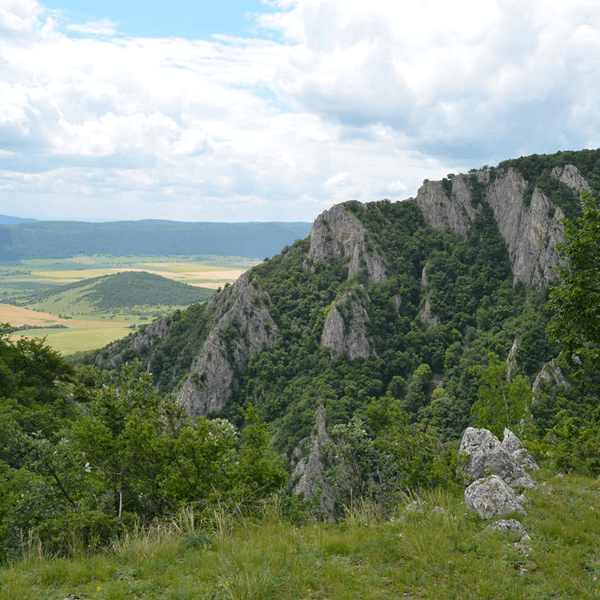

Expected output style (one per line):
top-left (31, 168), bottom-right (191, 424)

top-left (487, 518), bottom-right (526, 533)
top-left (419, 298), bottom-right (441, 329)
top-left (177, 272), bottom-right (279, 417)
top-left (307, 202), bottom-right (387, 284)
top-left (486, 172), bottom-right (566, 288)
top-left (459, 427), bottom-right (535, 489)
top-left (97, 316), bottom-right (171, 369)
top-left (416, 167), bottom-right (574, 288)
top-left (465, 475), bottom-right (527, 519)
top-left (289, 406), bottom-right (336, 519)
top-left (551, 164), bottom-right (591, 195)
top-left (321, 290), bottom-right (372, 360)
top-left (532, 359), bottom-right (569, 394)
top-left (416, 176), bottom-right (482, 237)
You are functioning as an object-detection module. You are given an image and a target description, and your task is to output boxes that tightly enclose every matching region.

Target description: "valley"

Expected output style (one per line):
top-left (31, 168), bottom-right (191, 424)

top-left (0, 254), bottom-right (258, 355)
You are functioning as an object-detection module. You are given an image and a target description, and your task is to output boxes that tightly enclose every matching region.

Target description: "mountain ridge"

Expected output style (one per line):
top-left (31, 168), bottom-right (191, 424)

top-left (89, 149), bottom-right (598, 450)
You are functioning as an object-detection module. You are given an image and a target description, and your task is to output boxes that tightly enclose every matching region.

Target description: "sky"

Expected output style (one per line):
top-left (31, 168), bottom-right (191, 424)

top-left (1, 0), bottom-right (600, 222)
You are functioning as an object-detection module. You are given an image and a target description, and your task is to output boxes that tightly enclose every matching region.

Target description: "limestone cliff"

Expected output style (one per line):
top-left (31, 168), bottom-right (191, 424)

top-left (307, 201), bottom-right (387, 284)
top-left (177, 272), bottom-right (279, 417)
top-left (415, 166), bottom-right (579, 287)
top-left (321, 288), bottom-right (372, 360)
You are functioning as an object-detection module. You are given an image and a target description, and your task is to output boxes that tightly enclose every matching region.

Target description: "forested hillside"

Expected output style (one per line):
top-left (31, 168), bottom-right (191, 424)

top-left (29, 271), bottom-right (214, 313)
top-left (93, 150), bottom-right (600, 457)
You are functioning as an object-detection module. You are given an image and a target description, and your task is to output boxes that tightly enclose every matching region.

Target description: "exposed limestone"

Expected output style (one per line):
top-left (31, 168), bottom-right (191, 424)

top-left (532, 359), bottom-right (569, 394)
top-left (487, 519), bottom-right (526, 534)
top-left (486, 171), bottom-right (566, 287)
top-left (416, 177), bottom-right (482, 237)
top-left (321, 291), bottom-right (372, 360)
top-left (131, 318), bottom-right (170, 352)
top-left (502, 428), bottom-right (539, 472)
top-left (551, 164), bottom-right (591, 195)
top-left (459, 427), bottom-right (535, 489)
top-left (307, 202), bottom-right (387, 284)
top-left (506, 338), bottom-right (521, 381)
top-left (419, 298), bottom-right (441, 329)
top-left (177, 272), bottom-right (279, 418)
top-left (96, 316), bottom-right (171, 369)
top-left (289, 406), bottom-right (336, 519)
top-left (465, 475), bottom-right (527, 519)
top-left (416, 167), bottom-right (572, 287)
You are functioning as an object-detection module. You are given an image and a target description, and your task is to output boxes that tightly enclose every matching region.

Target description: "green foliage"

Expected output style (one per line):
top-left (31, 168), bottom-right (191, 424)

top-left (0, 335), bottom-right (287, 560)
top-left (470, 353), bottom-right (533, 439)
top-left (547, 192), bottom-right (600, 375)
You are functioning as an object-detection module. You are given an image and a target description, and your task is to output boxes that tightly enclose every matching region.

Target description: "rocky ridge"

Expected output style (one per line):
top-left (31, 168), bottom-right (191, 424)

top-left (415, 165), bottom-right (591, 287)
top-left (177, 272), bottom-right (279, 417)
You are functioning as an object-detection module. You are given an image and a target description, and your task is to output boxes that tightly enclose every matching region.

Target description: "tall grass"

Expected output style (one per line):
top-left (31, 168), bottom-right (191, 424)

top-left (3, 474), bottom-right (600, 599)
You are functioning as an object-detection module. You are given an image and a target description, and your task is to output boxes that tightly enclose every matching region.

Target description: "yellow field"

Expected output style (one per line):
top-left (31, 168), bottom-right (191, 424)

top-left (0, 304), bottom-right (123, 329)
top-left (0, 304), bottom-right (131, 355)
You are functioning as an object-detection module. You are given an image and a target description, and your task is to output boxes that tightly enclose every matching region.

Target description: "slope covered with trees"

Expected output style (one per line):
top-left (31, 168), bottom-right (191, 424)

top-left (3, 149), bottom-right (600, 565)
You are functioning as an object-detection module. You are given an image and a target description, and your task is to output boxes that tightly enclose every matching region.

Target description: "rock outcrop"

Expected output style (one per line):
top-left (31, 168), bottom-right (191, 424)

top-left (177, 272), bottom-right (279, 417)
top-left (416, 175), bottom-right (482, 237)
top-left (459, 427), bottom-right (535, 489)
top-left (307, 202), bottom-right (387, 284)
top-left (551, 164), bottom-right (592, 195)
top-left (96, 316), bottom-right (171, 370)
top-left (460, 427), bottom-right (539, 519)
top-left (289, 406), bottom-right (336, 519)
top-left (321, 289), bottom-right (372, 360)
top-left (416, 167), bottom-right (574, 287)
top-left (532, 359), bottom-right (569, 394)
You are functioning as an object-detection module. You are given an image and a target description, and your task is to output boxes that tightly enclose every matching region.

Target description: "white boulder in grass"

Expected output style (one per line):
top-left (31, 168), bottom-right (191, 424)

top-left (459, 427), bottom-right (535, 489)
top-left (465, 475), bottom-right (527, 519)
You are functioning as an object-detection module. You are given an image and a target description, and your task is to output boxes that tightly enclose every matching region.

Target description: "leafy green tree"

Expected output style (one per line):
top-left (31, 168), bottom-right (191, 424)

top-left (548, 192), bottom-right (600, 374)
top-left (470, 353), bottom-right (532, 439)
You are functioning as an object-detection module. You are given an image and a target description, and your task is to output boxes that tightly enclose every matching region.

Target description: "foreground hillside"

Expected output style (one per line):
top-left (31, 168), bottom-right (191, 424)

top-left (2, 472), bottom-right (600, 600)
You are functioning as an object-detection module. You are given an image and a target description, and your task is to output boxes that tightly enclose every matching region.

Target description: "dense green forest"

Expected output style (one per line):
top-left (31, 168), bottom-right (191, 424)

top-left (0, 220), bottom-right (312, 261)
top-left (2, 152), bottom-right (600, 567)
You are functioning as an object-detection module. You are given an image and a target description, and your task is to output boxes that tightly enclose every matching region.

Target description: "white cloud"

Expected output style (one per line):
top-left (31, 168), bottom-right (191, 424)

top-left (0, 0), bottom-right (599, 222)
top-left (66, 19), bottom-right (118, 36)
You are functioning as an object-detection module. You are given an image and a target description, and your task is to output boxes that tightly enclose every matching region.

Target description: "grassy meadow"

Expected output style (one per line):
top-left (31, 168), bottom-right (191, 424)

top-left (2, 471), bottom-right (600, 600)
top-left (0, 255), bottom-right (257, 355)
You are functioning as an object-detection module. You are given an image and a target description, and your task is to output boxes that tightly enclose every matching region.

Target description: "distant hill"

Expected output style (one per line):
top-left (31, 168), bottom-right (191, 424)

top-left (0, 220), bottom-right (313, 262)
top-left (29, 271), bottom-right (214, 315)
top-left (0, 215), bottom-right (37, 224)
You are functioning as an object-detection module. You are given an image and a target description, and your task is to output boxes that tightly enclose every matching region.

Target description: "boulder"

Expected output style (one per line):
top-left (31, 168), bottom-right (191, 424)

top-left (465, 475), bottom-right (527, 519)
top-left (501, 428), bottom-right (539, 471)
top-left (459, 427), bottom-right (535, 488)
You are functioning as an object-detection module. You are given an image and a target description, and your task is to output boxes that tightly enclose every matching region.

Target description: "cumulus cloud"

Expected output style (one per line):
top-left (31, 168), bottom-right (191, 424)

top-left (0, 0), bottom-right (599, 221)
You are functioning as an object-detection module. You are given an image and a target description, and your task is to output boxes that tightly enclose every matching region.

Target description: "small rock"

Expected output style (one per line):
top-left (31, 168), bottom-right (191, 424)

top-left (487, 519), bottom-right (526, 533)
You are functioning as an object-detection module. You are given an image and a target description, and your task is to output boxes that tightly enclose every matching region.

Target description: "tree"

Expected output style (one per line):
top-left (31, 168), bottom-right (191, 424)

top-left (547, 192), bottom-right (600, 373)
top-left (470, 353), bottom-right (532, 439)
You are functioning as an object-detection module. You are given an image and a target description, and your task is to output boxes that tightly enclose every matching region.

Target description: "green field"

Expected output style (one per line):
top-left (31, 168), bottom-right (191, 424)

top-left (16, 325), bottom-right (134, 355)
